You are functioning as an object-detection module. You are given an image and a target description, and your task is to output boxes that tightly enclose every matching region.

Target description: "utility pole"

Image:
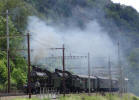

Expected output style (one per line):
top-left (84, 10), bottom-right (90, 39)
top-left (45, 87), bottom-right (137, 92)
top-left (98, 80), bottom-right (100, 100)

top-left (50, 44), bottom-right (66, 96)
top-left (88, 53), bottom-right (91, 95)
top-left (108, 57), bottom-right (112, 92)
top-left (27, 33), bottom-right (31, 98)
top-left (62, 44), bottom-right (65, 96)
top-left (108, 57), bottom-right (112, 100)
top-left (6, 10), bottom-right (10, 93)
top-left (118, 41), bottom-right (123, 96)
top-left (0, 32), bottom-right (32, 95)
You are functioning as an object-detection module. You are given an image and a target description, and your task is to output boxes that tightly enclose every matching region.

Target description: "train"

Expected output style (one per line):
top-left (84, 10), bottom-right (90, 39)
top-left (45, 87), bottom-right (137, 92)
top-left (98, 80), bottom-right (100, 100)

top-left (24, 65), bottom-right (120, 94)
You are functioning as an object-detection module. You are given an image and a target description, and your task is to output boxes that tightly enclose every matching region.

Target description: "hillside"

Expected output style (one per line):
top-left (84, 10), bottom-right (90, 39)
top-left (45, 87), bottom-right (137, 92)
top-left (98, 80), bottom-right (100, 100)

top-left (0, 0), bottom-right (36, 91)
top-left (0, 0), bottom-right (139, 96)
top-left (25, 0), bottom-right (139, 95)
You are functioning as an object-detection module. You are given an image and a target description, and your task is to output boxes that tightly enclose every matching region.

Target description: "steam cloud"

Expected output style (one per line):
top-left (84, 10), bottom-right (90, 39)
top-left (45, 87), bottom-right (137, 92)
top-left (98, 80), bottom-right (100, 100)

top-left (27, 16), bottom-right (119, 74)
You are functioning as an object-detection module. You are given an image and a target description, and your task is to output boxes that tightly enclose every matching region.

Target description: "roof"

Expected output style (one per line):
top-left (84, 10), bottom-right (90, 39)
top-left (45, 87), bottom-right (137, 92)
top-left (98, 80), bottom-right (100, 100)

top-left (124, 78), bottom-right (129, 81)
top-left (97, 76), bottom-right (118, 80)
top-left (78, 75), bottom-right (97, 79)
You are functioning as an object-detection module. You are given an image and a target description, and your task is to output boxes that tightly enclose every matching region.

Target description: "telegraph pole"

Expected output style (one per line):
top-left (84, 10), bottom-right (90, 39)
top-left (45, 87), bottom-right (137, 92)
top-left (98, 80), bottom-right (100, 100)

top-left (50, 44), bottom-right (66, 96)
top-left (88, 52), bottom-right (91, 95)
top-left (118, 41), bottom-right (123, 96)
top-left (108, 57), bottom-right (112, 100)
top-left (0, 28), bottom-right (32, 95)
top-left (62, 44), bottom-right (65, 96)
top-left (6, 10), bottom-right (10, 93)
top-left (27, 33), bottom-right (31, 98)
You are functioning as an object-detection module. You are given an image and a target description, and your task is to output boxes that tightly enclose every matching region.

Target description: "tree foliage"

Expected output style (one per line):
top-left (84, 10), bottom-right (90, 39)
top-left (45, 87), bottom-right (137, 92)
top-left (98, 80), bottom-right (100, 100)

top-left (0, 0), bottom-right (31, 90)
top-left (0, 0), bottom-right (139, 95)
top-left (25, 0), bottom-right (139, 96)
top-left (0, 0), bottom-right (37, 31)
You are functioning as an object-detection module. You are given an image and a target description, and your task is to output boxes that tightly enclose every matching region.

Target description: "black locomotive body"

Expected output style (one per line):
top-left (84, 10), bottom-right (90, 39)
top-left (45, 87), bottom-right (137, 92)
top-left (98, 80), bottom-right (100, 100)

top-left (24, 66), bottom-right (120, 94)
top-left (24, 66), bottom-right (53, 93)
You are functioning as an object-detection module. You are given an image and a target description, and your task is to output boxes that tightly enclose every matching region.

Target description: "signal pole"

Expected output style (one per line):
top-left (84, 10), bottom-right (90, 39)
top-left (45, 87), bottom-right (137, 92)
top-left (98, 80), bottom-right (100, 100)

top-left (88, 52), bottom-right (91, 95)
top-left (6, 10), bottom-right (10, 93)
top-left (27, 33), bottom-right (31, 98)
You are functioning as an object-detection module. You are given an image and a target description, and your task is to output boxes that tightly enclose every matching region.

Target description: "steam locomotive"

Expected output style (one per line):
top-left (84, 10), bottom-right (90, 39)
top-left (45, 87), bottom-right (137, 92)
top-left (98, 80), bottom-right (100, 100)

top-left (24, 65), bottom-right (119, 94)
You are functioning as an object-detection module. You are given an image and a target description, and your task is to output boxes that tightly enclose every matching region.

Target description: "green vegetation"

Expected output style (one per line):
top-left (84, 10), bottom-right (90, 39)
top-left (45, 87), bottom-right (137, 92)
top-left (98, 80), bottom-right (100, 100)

top-left (0, 0), bottom-right (37, 31)
top-left (60, 94), bottom-right (139, 100)
top-left (12, 94), bottom-right (139, 100)
top-left (14, 97), bottom-right (49, 100)
top-left (0, 15), bottom-right (28, 90)
top-left (0, 0), bottom-right (139, 96)
top-left (26, 0), bottom-right (139, 95)
top-left (0, 0), bottom-right (36, 90)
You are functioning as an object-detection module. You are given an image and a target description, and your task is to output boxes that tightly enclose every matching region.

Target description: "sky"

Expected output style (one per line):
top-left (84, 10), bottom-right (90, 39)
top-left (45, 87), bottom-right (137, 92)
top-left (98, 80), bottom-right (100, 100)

top-left (111, 0), bottom-right (139, 12)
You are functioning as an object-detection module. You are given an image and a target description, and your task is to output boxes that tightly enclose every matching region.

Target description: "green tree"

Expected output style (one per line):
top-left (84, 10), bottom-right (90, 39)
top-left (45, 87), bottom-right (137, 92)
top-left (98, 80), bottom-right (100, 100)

top-left (0, 0), bottom-right (37, 31)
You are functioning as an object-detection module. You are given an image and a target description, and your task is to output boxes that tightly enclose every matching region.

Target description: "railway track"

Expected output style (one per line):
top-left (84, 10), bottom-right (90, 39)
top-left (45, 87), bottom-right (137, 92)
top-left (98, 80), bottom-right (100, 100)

top-left (0, 93), bottom-right (59, 100)
top-left (0, 93), bottom-right (27, 97)
top-left (0, 94), bottom-right (30, 100)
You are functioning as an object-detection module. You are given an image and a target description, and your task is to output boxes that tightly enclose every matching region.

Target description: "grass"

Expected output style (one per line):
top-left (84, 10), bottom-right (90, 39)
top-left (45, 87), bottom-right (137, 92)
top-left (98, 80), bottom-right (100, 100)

top-left (13, 97), bottom-right (50, 100)
top-left (60, 93), bottom-right (139, 100)
top-left (13, 93), bottom-right (139, 100)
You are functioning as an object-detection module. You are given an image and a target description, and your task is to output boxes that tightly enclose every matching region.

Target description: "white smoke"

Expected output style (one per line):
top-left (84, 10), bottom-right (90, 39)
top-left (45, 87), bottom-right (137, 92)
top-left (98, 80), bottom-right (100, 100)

top-left (27, 16), bottom-right (118, 73)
